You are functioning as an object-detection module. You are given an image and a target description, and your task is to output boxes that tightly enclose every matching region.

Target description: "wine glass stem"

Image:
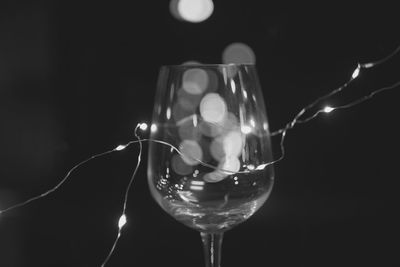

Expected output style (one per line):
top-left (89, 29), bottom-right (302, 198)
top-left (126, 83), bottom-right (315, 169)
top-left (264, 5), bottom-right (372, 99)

top-left (200, 232), bottom-right (224, 267)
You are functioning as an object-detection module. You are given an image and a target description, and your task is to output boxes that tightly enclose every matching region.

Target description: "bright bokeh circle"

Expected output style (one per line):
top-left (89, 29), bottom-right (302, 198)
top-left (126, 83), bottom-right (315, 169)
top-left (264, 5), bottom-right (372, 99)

top-left (222, 42), bottom-right (256, 64)
top-left (174, 0), bottom-right (214, 23)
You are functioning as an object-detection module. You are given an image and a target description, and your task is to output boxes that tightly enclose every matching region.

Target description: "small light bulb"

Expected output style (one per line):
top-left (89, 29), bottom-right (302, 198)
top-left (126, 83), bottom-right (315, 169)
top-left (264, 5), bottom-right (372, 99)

top-left (363, 63), bottom-right (374, 68)
top-left (115, 145), bottom-right (127, 151)
top-left (247, 164), bottom-right (255, 170)
top-left (255, 163), bottom-right (267, 170)
top-left (352, 66), bottom-right (360, 79)
top-left (150, 124), bottom-right (158, 133)
top-left (323, 106), bottom-right (334, 113)
top-left (118, 214), bottom-right (127, 229)
top-left (139, 123), bottom-right (148, 131)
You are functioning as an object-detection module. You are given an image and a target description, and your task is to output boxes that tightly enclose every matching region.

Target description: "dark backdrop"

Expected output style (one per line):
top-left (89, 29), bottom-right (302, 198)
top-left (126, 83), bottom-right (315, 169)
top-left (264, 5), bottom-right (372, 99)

top-left (0, 1), bottom-right (399, 266)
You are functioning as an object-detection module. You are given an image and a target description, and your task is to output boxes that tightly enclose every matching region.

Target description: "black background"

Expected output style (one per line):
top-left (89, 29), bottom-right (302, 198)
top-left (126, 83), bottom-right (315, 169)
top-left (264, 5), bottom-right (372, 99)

top-left (0, 1), bottom-right (399, 266)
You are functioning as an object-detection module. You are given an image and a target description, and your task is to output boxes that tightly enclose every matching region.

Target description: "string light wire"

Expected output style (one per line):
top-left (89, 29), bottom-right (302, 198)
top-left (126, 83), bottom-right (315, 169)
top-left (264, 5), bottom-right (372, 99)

top-left (268, 45), bottom-right (400, 167)
top-left (0, 150), bottom-right (115, 215)
top-left (100, 123), bottom-right (145, 267)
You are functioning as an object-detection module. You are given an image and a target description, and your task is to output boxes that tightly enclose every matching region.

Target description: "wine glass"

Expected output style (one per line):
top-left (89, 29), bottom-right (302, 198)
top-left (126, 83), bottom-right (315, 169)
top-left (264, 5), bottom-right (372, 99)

top-left (147, 64), bottom-right (274, 267)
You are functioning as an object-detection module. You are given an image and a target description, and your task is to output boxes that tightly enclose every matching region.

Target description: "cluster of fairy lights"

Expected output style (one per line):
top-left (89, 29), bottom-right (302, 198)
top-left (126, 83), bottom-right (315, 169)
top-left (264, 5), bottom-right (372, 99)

top-left (0, 44), bottom-right (398, 265)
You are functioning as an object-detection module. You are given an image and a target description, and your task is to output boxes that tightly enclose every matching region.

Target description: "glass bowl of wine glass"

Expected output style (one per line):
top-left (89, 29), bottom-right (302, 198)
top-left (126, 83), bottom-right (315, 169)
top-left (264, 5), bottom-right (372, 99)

top-left (147, 64), bottom-right (274, 267)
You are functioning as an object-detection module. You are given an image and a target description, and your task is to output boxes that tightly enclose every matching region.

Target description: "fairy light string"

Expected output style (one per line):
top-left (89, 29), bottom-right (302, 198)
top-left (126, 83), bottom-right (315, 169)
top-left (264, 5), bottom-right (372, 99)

top-left (266, 45), bottom-right (400, 168)
top-left (0, 44), bottom-right (398, 266)
top-left (272, 46), bottom-right (399, 137)
top-left (0, 150), bottom-right (115, 215)
top-left (100, 123), bottom-right (145, 267)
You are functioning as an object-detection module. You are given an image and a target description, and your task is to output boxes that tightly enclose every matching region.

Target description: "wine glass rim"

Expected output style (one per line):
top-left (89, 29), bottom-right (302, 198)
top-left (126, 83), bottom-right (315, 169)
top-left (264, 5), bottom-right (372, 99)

top-left (161, 63), bottom-right (256, 68)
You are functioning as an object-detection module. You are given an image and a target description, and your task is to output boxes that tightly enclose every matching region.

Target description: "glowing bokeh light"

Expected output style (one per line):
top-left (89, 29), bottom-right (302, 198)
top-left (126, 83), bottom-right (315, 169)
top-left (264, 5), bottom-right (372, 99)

top-left (179, 140), bottom-right (203, 166)
top-left (219, 156), bottom-right (240, 174)
top-left (171, 154), bottom-right (193, 175)
top-left (209, 130), bottom-right (243, 161)
top-left (177, 0), bottom-right (214, 23)
top-left (150, 124), bottom-right (158, 133)
top-left (222, 42), bottom-right (256, 64)
top-left (222, 130), bottom-right (243, 157)
top-left (182, 68), bottom-right (209, 95)
top-left (200, 93), bottom-right (227, 123)
top-left (210, 137), bottom-right (225, 161)
top-left (221, 112), bottom-right (239, 132)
